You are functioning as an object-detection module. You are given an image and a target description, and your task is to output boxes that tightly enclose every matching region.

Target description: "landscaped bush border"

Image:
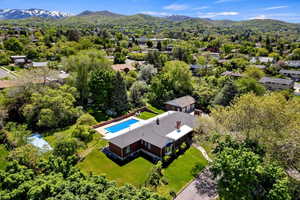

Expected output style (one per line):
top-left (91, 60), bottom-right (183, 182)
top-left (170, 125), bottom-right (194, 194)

top-left (92, 107), bottom-right (158, 129)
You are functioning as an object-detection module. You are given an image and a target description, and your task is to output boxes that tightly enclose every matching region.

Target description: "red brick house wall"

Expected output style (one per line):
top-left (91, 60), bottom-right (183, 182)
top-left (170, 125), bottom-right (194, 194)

top-left (109, 142), bottom-right (123, 157)
top-left (141, 142), bottom-right (162, 157)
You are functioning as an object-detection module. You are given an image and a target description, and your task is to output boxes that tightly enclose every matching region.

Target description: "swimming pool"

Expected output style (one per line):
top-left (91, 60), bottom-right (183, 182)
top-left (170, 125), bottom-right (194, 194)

top-left (105, 119), bottom-right (140, 133)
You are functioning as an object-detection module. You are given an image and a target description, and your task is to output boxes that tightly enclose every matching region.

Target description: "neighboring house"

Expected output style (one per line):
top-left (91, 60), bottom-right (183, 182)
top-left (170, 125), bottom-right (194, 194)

top-left (190, 64), bottom-right (211, 76)
top-left (250, 57), bottom-right (274, 64)
top-left (165, 96), bottom-right (196, 113)
top-left (285, 61), bottom-right (300, 68)
top-left (279, 70), bottom-right (300, 81)
top-left (31, 62), bottom-right (48, 68)
top-left (221, 71), bottom-right (244, 78)
top-left (10, 55), bottom-right (28, 66)
top-left (294, 83), bottom-right (300, 96)
top-left (0, 71), bottom-right (69, 90)
top-left (253, 65), bottom-right (267, 70)
top-left (112, 64), bottom-right (135, 72)
top-left (136, 37), bottom-right (148, 45)
top-left (104, 111), bottom-right (196, 161)
top-left (209, 52), bottom-right (220, 60)
top-left (259, 77), bottom-right (294, 91)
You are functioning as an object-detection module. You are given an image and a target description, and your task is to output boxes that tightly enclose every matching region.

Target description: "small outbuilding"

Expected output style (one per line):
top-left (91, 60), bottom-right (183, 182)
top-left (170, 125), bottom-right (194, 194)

top-left (165, 96), bottom-right (196, 113)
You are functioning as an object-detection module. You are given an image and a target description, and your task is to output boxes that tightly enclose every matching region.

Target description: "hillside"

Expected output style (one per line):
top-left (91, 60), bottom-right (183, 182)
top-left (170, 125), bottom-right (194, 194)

top-left (0, 9), bottom-right (300, 33)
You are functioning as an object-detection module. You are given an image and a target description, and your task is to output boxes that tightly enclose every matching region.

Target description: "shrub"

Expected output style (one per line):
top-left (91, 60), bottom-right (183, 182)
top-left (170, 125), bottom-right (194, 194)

top-left (54, 138), bottom-right (78, 159)
top-left (76, 113), bottom-right (97, 126)
top-left (8, 144), bottom-right (39, 168)
top-left (169, 190), bottom-right (177, 198)
top-left (180, 142), bottom-right (187, 150)
top-left (191, 162), bottom-right (204, 177)
top-left (72, 125), bottom-right (95, 143)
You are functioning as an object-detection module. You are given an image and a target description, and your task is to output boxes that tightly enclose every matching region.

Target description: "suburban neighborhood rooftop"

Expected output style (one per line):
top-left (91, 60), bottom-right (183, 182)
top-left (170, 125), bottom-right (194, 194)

top-left (165, 96), bottom-right (196, 108)
top-left (105, 111), bottom-right (197, 148)
top-left (259, 77), bottom-right (294, 85)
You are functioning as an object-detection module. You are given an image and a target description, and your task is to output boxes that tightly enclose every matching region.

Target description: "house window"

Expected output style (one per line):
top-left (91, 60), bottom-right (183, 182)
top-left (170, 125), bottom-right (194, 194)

top-left (147, 143), bottom-right (151, 150)
top-left (165, 144), bottom-right (173, 155)
top-left (125, 146), bottom-right (131, 154)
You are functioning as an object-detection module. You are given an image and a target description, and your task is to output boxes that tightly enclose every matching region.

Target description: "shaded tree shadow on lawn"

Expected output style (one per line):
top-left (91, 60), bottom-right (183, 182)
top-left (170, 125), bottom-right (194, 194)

top-left (101, 147), bottom-right (159, 166)
top-left (101, 144), bottom-right (192, 167)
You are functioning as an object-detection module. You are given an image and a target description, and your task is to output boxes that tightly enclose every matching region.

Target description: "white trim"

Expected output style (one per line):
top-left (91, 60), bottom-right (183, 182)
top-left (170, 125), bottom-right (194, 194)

top-left (166, 125), bottom-right (193, 140)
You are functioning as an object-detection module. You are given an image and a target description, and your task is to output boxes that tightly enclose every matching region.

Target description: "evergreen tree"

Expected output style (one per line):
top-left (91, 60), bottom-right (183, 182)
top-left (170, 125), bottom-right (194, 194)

top-left (213, 82), bottom-right (238, 106)
top-left (111, 72), bottom-right (129, 114)
top-left (157, 41), bottom-right (162, 51)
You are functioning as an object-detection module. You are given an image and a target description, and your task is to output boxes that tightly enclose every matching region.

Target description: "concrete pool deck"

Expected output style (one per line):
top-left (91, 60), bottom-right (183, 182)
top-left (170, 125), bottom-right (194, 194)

top-left (95, 116), bottom-right (144, 136)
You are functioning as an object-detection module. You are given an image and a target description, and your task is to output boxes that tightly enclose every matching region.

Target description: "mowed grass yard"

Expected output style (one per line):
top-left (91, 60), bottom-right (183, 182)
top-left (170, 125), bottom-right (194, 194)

top-left (77, 145), bottom-right (208, 197)
top-left (0, 144), bottom-right (9, 170)
top-left (77, 148), bottom-right (153, 186)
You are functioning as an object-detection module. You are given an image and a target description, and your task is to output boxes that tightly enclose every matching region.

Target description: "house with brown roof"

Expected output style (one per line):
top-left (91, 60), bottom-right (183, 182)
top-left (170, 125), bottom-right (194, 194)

top-left (221, 71), bottom-right (244, 78)
top-left (165, 96), bottom-right (196, 113)
top-left (111, 64), bottom-right (135, 73)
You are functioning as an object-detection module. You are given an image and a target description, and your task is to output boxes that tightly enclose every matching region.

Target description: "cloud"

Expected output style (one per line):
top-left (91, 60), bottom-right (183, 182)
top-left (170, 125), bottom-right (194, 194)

top-left (163, 4), bottom-right (188, 11)
top-left (141, 11), bottom-right (170, 16)
top-left (264, 6), bottom-right (288, 10)
top-left (215, 0), bottom-right (240, 4)
top-left (192, 6), bottom-right (209, 11)
top-left (198, 11), bottom-right (239, 18)
top-left (249, 15), bottom-right (267, 20)
top-left (248, 13), bottom-right (300, 21)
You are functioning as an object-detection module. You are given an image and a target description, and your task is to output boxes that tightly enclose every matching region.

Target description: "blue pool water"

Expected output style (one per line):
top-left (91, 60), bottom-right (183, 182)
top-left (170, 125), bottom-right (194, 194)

top-left (105, 119), bottom-right (140, 133)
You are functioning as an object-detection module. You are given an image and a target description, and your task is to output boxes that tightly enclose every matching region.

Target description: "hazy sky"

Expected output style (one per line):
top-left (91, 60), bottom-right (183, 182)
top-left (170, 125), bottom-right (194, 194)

top-left (1, 0), bottom-right (300, 22)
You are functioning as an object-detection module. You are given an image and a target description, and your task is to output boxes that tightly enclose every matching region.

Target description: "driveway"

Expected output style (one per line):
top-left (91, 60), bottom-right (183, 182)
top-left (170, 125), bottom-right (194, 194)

top-left (0, 68), bottom-right (10, 79)
top-left (175, 144), bottom-right (217, 200)
top-left (174, 168), bottom-right (218, 200)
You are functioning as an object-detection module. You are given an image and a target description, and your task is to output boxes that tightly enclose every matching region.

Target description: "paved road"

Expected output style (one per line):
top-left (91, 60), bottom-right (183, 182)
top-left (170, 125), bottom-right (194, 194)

top-left (0, 68), bottom-right (9, 79)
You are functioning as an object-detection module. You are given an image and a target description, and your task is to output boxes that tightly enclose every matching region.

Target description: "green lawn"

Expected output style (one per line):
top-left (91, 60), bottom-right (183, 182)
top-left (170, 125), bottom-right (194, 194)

top-left (137, 105), bottom-right (166, 120)
top-left (4, 65), bottom-right (22, 72)
top-left (160, 147), bottom-right (208, 193)
top-left (77, 148), bottom-right (153, 187)
top-left (0, 145), bottom-right (9, 170)
top-left (44, 126), bottom-right (74, 147)
top-left (147, 105), bottom-right (165, 114)
top-left (138, 111), bottom-right (158, 120)
top-left (77, 144), bottom-right (208, 197)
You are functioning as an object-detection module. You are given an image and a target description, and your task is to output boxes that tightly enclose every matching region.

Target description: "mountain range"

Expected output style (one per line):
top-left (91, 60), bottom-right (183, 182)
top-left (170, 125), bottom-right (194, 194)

top-left (0, 8), bottom-right (299, 32)
top-left (0, 8), bottom-right (70, 20)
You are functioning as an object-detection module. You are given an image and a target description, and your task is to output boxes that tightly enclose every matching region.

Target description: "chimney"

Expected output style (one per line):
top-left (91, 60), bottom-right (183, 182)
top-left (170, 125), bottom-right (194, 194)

top-left (156, 118), bottom-right (160, 125)
top-left (176, 121), bottom-right (181, 130)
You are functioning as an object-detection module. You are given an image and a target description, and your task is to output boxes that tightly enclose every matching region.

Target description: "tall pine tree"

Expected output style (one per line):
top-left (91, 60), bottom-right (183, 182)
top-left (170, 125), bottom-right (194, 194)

top-left (111, 72), bottom-right (129, 114)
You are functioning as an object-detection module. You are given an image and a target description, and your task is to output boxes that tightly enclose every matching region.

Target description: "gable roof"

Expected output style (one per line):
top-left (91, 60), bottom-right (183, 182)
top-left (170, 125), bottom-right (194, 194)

top-left (221, 71), bottom-right (244, 77)
top-left (250, 57), bottom-right (274, 63)
top-left (105, 111), bottom-right (197, 148)
top-left (32, 62), bottom-right (48, 67)
top-left (165, 96), bottom-right (196, 108)
top-left (259, 77), bottom-right (294, 85)
top-left (111, 64), bottom-right (135, 72)
top-left (280, 69), bottom-right (300, 75)
top-left (285, 61), bottom-right (300, 67)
